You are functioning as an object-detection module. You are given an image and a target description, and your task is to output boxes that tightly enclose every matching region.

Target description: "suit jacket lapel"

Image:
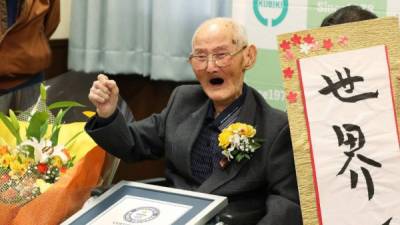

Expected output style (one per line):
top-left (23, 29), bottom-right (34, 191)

top-left (173, 99), bottom-right (210, 178)
top-left (197, 87), bottom-right (258, 193)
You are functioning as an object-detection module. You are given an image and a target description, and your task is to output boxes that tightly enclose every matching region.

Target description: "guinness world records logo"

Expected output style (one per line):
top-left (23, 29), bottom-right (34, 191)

top-left (253, 0), bottom-right (288, 27)
top-left (123, 207), bottom-right (160, 223)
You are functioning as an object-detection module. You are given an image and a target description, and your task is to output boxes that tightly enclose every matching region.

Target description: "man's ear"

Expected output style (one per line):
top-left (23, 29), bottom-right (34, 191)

top-left (243, 44), bottom-right (257, 70)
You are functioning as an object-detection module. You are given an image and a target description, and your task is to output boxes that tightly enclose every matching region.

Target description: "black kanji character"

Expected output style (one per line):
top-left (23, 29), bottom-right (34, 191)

top-left (333, 124), bottom-right (382, 200)
top-left (319, 67), bottom-right (379, 102)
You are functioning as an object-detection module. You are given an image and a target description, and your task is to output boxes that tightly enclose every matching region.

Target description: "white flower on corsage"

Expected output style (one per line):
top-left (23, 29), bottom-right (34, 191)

top-left (218, 122), bottom-right (262, 168)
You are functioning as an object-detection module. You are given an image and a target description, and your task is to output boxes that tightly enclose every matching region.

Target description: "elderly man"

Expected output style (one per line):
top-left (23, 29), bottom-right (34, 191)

top-left (85, 18), bottom-right (302, 225)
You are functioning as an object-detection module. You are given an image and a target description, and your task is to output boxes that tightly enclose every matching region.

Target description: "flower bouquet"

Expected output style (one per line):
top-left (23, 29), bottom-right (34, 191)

top-left (0, 84), bottom-right (105, 225)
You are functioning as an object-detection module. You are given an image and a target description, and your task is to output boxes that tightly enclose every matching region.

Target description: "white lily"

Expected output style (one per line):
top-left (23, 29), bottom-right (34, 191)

top-left (18, 138), bottom-right (68, 163)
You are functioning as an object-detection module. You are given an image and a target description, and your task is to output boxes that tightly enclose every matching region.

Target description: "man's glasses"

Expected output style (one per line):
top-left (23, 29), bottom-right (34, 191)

top-left (189, 46), bottom-right (247, 70)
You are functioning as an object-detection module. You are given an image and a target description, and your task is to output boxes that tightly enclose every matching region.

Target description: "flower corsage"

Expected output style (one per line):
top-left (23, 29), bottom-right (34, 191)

top-left (218, 122), bottom-right (262, 168)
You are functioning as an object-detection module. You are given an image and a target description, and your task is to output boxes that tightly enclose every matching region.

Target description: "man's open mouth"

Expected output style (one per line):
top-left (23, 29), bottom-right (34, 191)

top-left (209, 78), bottom-right (224, 85)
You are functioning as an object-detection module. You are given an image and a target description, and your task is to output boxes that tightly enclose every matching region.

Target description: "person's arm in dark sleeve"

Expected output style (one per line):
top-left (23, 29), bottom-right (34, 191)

top-left (85, 87), bottom-right (180, 163)
top-left (86, 109), bottom-right (119, 130)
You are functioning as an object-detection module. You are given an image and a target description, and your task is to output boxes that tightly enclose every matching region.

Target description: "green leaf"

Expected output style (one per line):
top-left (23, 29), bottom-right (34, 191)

top-left (21, 145), bottom-right (35, 158)
top-left (50, 108), bottom-right (70, 146)
top-left (40, 83), bottom-right (47, 102)
top-left (250, 138), bottom-right (263, 151)
top-left (236, 153), bottom-right (245, 162)
top-left (50, 109), bottom-right (66, 146)
top-left (235, 152), bottom-right (252, 162)
top-left (66, 156), bottom-right (76, 168)
top-left (250, 141), bottom-right (262, 151)
top-left (9, 110), bottom-right (20, 132)
top-left (48, 101), bottom-right (85, 110)
top-left (0, 112), bottom-right (22, 144)
top-left (26, 112), bottom-right (49, 140)
top-left (53, 109), bottom-right (66, 129)
top-left (40, 121), bottom-right (49, 140)
top-left (253, 138), bottom-right (264, 143)
top-left (50, 125), bottom-right (61, 147)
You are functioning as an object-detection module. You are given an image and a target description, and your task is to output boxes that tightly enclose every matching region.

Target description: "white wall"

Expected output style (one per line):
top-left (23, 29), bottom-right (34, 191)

top-left (51, 0), bottom-right (71, 39)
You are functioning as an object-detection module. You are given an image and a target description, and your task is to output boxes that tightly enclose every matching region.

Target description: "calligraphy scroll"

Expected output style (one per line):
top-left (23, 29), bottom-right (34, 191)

top-left (278, 17), bottom-right (400, 225)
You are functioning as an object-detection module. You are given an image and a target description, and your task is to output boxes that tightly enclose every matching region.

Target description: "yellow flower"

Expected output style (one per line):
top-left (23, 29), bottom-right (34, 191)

top-left (218, 130), bottom-right (232, 149)
top-left (218, 123), bottom-right (257, 150)
top-left (35, 179), bottom-right (53, 193)
top-left (9, 160), bottom-right (27, 176)
top-left (0, 154), bottom-right (13, 168)
top-left (21, 156), bottom-right (34, 168)
top-left (228, 122), bottom-right (256, 137)
top-left (241, 124), bottom-right (256, 137)
top-left (51, 156), bottom-right (63, 168)
top-left (0, 145), bottom-right (8, 155)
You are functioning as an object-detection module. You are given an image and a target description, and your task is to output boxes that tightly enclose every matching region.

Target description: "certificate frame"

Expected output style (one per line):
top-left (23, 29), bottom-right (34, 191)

top-left (62, 180), bottom-right (227, 225)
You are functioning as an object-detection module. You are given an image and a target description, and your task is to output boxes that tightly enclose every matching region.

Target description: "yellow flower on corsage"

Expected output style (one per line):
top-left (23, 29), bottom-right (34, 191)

top-left (218, 122), bottom-right (262, 168)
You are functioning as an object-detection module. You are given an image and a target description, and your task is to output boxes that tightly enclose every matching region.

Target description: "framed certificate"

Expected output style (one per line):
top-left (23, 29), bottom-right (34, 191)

top-left (62, 180), bottom-right (227, 225)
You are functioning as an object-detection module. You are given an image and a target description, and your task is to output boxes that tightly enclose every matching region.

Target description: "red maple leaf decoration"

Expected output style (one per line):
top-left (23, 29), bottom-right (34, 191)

top-left (287, 91), bottom-right (298, 104)
top-left (280, 40), bottom-right (291, 51)
top-left (283, 67), bottom-right (294, 79)
top-left (303, 34), bottom-right (315, 44)
top-left (291, 34), bottom-right (302, 46)
top-left (323, 39), bottom-right (333, 50)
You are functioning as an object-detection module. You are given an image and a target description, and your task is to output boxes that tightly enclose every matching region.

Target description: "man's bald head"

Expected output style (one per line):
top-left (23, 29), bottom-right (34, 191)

top-left (191, 18), bottom-right (248, 50)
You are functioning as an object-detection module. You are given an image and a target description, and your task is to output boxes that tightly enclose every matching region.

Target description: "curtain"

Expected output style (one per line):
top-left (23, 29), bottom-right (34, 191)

top-left (68, 0), bottom-right (231, 81)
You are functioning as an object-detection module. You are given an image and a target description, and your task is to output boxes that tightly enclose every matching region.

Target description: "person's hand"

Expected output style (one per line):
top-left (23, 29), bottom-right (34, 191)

top-left (88, 74), bottom-right (119, 118)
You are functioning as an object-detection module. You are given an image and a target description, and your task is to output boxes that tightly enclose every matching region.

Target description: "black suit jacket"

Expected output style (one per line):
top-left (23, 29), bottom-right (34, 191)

top-left (86, 84), bottom-right (302, 225)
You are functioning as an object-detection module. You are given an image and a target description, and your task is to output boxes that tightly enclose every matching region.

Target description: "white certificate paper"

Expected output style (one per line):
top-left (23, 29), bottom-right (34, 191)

top-left (88, 196), bottom-right (192, 225)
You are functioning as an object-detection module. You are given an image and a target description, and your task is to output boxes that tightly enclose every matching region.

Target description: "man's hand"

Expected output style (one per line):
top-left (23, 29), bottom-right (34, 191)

top-left (88, 74), bottom-right (119, 118)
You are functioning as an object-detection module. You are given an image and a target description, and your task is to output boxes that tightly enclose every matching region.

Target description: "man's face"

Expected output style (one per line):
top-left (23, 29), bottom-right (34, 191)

top-left (191, 23), bottom-right (246, 107)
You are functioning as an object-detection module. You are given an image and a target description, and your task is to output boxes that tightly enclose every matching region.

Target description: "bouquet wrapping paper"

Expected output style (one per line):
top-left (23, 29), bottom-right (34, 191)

top-left (0, 122), bottom-right (106, 225)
